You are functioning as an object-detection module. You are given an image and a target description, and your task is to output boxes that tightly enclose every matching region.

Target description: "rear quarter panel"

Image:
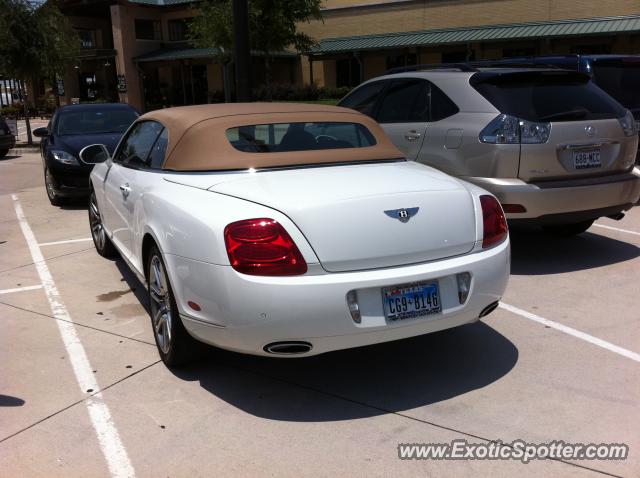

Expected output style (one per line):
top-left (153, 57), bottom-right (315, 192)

top-left (417, 112), bottom-right (520, 178)
top-left (135, 177), bottom-right (320, 271)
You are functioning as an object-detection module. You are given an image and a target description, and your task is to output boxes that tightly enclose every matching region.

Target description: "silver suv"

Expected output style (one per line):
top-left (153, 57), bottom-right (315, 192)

top-left (339, 66), bottom-right (640, 235)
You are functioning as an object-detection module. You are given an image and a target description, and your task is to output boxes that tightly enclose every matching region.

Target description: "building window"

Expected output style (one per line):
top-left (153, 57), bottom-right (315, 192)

top-left (77, 29), bottom-right (96, 49)
top-left (168, 18), bottom-right (192, 42)
top-left (135, 19), bottom-right (161, 41)
top-left (386, 53), bottom-right (417, 71)
top-left (336, 58), bottom-right (361, 88)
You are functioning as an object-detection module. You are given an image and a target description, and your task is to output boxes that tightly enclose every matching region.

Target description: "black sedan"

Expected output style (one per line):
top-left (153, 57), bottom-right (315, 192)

top-left (33, 103), bottom-right (138, 205)
top-left (0, 116), bottom-right (16, 158)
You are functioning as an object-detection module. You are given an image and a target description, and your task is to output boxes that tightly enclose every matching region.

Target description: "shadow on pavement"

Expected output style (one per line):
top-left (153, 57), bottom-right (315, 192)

top-left (115, 258), bottom-right (150, 314)
top-left (60, 200), bottom-right (88, 211)
top-left (0, 155), bottom-right (20, 161)
top-left (0, 394), bottom-right (25, 407)
top-left (171, 321), bottom-right (518, 421)
top-left (510, 229), bottom-right (638, 275)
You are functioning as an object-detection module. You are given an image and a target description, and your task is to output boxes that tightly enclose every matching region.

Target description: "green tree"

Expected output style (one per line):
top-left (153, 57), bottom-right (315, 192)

top-left (250, 0), bottom-right (322, 94)
top-left (188, 0), bottom-right (235, 102)
top-left (189, 0), bottom-right (322, 101)
top-left (0, 0), bottom-right (79, 143)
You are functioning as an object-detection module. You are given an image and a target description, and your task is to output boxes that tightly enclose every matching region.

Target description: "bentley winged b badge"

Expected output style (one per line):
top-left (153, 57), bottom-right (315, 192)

top-left (384, 207), bottom-right (419, 223)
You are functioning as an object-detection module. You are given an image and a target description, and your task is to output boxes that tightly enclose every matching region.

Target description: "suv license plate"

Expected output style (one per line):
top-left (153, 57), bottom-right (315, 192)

top-left (382, 281), bottom-right (441, 321)
top-left (573, 149), bottom-right (601, 169)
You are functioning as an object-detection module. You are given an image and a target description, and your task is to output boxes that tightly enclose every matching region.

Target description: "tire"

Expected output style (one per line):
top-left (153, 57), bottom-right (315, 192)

top-left (0, 149), bottom-right (8, 158)
top-left (543, 220), bottom-right (594, 237)
top-left (147, 245), bottom-right (200, 367)
top-left (44, 167), bottom-right (65, 206)
top-left (89, 189), bottom-right (116, 258)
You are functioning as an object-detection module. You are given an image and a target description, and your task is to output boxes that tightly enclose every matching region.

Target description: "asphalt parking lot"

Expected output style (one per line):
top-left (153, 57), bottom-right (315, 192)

top-left (0, 151), bottom-right (638, 477)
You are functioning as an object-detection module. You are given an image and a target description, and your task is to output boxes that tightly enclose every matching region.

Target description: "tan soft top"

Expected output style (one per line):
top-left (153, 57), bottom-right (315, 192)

top-left (139, 103), bottom-right (403, 171)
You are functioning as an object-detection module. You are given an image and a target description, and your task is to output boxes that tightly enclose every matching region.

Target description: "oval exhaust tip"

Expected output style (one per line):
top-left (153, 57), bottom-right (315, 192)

top-left (479, 301), bottom-right (500, 318)
top-left (264, 341), bottom-right (313, 355)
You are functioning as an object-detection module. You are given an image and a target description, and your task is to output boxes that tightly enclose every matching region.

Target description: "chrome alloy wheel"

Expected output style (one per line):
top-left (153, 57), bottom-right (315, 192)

top-left (45, 168), bottom-right (56, 200)
top-left (149, 255), bottom-right (173, 354)
top-left (89, 192), bottom-right (106, 251)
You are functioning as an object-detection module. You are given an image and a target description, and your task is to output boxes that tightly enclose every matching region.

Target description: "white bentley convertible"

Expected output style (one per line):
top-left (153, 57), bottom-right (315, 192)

top-left (82, 103), bottom-right (510, 366)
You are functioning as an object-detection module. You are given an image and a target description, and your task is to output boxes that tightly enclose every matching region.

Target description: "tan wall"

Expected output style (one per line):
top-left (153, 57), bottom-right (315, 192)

top-left (322, 59), bottom-right (337, 88)
top-left (300, 0), bottom-right (640, 87)
top-left (206, 63), bottom-right (224, 92)
top-left (303, 0), bottom-right (640, 39)
top-left (363, 53), bottom-right (386, 78)
top-left (111, 4), bottom-right (169, 110)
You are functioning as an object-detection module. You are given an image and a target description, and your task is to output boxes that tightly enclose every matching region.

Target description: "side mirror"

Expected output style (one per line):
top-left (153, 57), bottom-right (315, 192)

top-left (79, 144), bottom-right (110, 164)
top-left (33, 127), bottom-right (48, 138)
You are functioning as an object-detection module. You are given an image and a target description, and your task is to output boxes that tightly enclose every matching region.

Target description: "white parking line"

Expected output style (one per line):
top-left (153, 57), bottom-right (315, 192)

top-left (499, 302), bottom-right (640, 363)
top-left (11, 194), bottom-right (136, 478)
top-left (0, 284), bottom-right (43, 295)
top-left (39, 238), bottom-right (93, 247)
top-left (593, 223), bottom-right (640, 236)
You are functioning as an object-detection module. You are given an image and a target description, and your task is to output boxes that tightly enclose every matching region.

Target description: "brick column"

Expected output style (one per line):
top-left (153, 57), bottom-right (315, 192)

top-left (110, 4), bottom-right (143, 111)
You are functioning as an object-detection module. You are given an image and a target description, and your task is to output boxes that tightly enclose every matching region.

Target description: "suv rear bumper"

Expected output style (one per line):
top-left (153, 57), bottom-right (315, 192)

top-left (464, 167), bottom-right (640, 221)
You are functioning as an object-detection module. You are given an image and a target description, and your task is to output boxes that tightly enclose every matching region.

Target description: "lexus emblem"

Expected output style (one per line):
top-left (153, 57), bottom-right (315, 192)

top-left (384, 207), bottom-right (419, 223)
top-left (585, 125), bottom-right (596, 137)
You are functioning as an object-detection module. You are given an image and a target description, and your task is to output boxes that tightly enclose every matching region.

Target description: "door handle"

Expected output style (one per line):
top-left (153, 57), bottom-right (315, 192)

top-left (404, 130), bottom-right (421, 141)
top-left (119, 183), bottom-right (131, 197)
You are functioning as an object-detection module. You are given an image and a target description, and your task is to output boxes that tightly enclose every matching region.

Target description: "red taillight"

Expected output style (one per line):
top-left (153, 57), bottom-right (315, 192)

top-left (480, 195), bottom-right (508, 248)
top-left (224, 218), bottom-right (307, 276)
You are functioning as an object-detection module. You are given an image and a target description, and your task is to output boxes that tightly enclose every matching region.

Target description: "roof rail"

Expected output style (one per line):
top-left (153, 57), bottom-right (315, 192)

top-left (384, 63), bottom-right (478, 75)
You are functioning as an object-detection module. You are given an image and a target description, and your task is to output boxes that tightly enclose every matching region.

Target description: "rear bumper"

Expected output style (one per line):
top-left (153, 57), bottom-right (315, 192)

top-left (465, 167), bottom-right (640, 221)
top-left (164, 239), bottom-right (510, 357)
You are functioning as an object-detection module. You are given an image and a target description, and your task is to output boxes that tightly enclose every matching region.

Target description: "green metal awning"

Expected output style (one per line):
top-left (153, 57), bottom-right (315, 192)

top-left (312, 15), bottom-right (640, 54)
top-left (133, 48), bottom-right (297, 63)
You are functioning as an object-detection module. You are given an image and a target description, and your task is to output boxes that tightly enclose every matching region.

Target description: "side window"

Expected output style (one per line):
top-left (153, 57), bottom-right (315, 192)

top-left (430, 83), bottom-right (459, 121)
top-left (147, 128), bottom-right (168, 169)
top-left (376, 79), bottom-right (429, 123)
top-left (338, 81), bottom-right (386, 117)
top-left (114, 121), bottom-right (163, 168)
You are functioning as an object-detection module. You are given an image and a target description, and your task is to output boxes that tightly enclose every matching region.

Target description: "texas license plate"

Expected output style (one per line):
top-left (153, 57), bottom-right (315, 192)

top-left (382, 281), bottom-right (441, 321)
top-left (573, 149), bottom-right (601, 169)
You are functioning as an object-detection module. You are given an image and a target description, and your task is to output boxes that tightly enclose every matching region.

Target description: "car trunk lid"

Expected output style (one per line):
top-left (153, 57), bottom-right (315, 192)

top-left (209, 161), bottom-right (477, 272)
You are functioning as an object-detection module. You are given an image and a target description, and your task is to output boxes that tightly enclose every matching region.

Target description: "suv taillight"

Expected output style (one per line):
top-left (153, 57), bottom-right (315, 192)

top-left (224, 218), bottom-right (307, 276)
top-left (618, 110), bottom-right (637, 137)
top-left (480, 195), bottom-right (508, 248)
top-left (479, 114), bottom-right (550, 144)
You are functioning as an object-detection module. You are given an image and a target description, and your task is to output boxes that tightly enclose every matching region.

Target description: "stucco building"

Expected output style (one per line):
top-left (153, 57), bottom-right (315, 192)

top-left (55, 0), bottom-right (640, 112)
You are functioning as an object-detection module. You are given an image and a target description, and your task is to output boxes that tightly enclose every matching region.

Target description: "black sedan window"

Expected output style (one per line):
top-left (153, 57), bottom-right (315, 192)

top-left (55, 109), bottom-right (138, 135)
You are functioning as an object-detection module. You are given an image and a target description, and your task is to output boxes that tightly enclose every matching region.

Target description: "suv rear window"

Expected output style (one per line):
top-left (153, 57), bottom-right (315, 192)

top-left (226, 122), bottom-right (377, 153)
top-left (471, 71), bottom-right (627, 122)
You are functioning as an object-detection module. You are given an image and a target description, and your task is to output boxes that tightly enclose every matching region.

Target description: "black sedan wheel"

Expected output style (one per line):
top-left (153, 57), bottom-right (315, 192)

top-left (147, 245), bottom-right (199, 367)
top-left (89, 190), bottom-right (116, 257)
top-left (44, 167), bottom-right (65, 206)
